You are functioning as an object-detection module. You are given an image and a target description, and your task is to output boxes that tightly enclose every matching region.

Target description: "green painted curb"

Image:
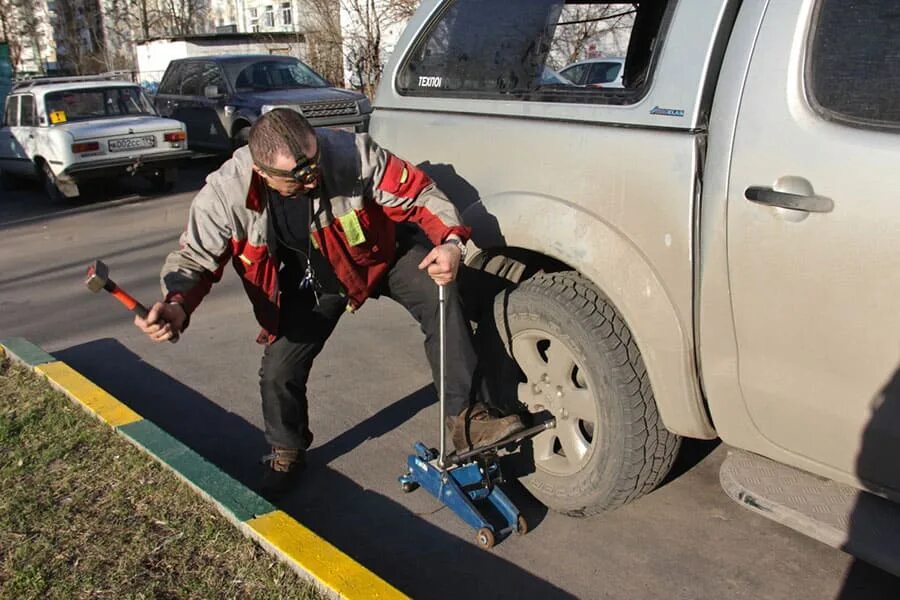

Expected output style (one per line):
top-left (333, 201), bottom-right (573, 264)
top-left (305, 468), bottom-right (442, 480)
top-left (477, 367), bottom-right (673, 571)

top-left (1, 338), bottom-right (409, 599)
top-left (0, 336), bottom-right (56, 366)
top-left (119, 419), bottom-right (275, 522)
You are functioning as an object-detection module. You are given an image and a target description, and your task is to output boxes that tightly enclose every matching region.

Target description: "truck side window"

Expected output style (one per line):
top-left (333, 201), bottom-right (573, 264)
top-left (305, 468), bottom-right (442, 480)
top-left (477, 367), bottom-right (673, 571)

top-left (158, 63), bottom-right (184, 96)
top-left (807, 0), bottom-right (900, 129)
top-left (397, 0), bottom-right (674, 104)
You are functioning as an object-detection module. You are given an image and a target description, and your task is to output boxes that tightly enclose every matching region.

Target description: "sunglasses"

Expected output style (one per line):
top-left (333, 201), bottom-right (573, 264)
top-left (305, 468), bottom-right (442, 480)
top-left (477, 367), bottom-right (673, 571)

top-left (257, 148), bottom-right (321, 185)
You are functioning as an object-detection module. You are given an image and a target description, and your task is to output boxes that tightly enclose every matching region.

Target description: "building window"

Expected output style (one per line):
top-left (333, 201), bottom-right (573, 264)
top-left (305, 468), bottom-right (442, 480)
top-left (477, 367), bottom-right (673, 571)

top-left (264, 5), bottom-right (274, 27)
top-left (249, 7), bottom-right (257, 17)
top-left (281, 2), bottom-right (292, 26)
top-left (251, 21), bottom-right (260, 32)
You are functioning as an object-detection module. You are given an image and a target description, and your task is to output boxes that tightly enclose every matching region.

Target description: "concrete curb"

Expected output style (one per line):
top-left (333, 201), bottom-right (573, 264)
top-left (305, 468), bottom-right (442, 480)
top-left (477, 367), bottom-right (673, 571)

top-left (1, 337), bottom-right (408, 600)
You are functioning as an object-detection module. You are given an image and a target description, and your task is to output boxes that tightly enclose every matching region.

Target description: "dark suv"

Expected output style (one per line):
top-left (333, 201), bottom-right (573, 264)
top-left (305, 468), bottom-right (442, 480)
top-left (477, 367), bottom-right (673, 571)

top-left (154, 55), bottom-right (371, 153)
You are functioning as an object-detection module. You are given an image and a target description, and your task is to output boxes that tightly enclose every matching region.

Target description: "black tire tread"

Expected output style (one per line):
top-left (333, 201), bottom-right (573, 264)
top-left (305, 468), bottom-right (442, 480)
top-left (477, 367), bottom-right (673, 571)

top-left (513, 271), bottom-right (681, 516)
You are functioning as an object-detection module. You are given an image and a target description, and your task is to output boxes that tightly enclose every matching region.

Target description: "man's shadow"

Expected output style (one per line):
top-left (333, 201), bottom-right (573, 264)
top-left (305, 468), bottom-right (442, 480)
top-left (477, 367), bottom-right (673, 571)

top-left (837, 366), bottom-right (900, 599)
top-left (55, 338), bottom-right (572, 599)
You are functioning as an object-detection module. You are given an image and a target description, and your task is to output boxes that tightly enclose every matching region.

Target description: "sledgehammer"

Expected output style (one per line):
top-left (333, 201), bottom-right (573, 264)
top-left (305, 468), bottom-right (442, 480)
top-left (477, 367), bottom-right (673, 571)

top-left (84, 259), bottom-right (179, 343)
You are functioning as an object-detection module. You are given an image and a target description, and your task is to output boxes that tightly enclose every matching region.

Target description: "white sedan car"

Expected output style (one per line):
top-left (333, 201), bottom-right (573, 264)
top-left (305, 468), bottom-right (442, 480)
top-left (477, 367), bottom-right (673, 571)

top-left (0, 76), bottom-right (191, 199)
top-left (559, 57), bottom-right (626, 89)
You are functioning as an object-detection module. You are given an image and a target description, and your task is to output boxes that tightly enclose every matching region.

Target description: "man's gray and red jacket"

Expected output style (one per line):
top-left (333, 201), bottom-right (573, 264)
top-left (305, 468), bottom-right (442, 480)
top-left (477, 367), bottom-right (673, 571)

top-left (161, 129), bottom-right (471, 343)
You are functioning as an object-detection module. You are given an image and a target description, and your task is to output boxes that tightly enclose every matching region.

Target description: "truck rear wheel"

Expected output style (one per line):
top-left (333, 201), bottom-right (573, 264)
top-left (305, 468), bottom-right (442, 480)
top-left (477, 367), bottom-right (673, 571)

top-left (493, 271), bottom-right (680, 516)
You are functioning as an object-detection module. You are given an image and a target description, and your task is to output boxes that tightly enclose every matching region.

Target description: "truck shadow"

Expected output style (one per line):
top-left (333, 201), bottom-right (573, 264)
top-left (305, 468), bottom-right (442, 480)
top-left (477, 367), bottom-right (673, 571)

top-left (54, 338), bottom-right (573, 599)
top-left (837, 366), bottom-right (900, 599)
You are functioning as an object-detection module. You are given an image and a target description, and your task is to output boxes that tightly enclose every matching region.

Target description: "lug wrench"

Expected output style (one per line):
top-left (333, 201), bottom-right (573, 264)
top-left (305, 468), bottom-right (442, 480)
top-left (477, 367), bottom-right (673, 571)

top-left (84, 259), bottom-right (179, 343)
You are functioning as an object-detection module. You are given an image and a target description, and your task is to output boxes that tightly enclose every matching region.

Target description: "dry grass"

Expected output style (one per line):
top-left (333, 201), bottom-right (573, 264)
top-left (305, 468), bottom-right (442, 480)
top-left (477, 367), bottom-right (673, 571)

top-left (0, 357), bottom-right (323, 600)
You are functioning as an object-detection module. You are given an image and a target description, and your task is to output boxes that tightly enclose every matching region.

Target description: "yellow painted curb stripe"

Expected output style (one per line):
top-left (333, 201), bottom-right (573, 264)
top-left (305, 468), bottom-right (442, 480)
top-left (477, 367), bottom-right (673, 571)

top-left (247, 511), bottom-right (408, 600)
top-left (36, 361), bottom-right (143, 427)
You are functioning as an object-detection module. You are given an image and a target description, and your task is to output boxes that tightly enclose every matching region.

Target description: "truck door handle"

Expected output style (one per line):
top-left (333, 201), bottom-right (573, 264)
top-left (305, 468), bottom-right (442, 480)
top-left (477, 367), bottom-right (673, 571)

top-left (744, 186), bottom-right (834, 213)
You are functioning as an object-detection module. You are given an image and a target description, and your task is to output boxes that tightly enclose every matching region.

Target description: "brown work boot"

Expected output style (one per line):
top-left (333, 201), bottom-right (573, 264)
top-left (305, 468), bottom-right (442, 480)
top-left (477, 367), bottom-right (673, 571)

top-left (448, 403), bottom-right (525, 452)
top-left (259, 446), bottom-right (305, 499)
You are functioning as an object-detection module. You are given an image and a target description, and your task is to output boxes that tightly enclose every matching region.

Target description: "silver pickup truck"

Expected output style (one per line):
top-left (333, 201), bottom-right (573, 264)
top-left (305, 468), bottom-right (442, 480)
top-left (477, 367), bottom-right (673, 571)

top-left (371, 0), bottom-right (900, 573)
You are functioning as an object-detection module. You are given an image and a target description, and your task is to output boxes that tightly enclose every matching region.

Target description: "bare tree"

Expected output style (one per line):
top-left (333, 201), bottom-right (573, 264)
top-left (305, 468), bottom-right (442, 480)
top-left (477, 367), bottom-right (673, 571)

top-left (123, 0), bottom-right (168, 40)
top-left (299, 0), bottom-right (419, 94)
top-left (12, 0), bottom-right (46, 74)
top-left (383, 0), bottom-right (419, 23)
top-left (546, 4), bottom-right (635, 70)
top-left (55, 0), bottom-right (110, 74)
top-left (163, 0), bottom-right (209, 36)
top-left (303, 0), bottom-right (344, 84)
top-left (341, 0), bottom-right (385, 97)
top-left (0, 0), bottom-right (24, 76)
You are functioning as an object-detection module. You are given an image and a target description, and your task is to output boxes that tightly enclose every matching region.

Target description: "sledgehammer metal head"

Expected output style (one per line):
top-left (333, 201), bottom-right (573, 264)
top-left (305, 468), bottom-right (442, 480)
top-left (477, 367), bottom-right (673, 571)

top-left (84, 259), bottom-right (179, 343)
top-left (84, 259), bottom-right (149, 318)
top-left (85, 260), bottom-right (111, 293)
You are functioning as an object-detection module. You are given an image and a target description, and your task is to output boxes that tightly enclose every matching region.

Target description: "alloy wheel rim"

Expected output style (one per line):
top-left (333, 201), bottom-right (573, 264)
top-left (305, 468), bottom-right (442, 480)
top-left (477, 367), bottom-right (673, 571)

top-left (511, 329), bottom-right (598, 476)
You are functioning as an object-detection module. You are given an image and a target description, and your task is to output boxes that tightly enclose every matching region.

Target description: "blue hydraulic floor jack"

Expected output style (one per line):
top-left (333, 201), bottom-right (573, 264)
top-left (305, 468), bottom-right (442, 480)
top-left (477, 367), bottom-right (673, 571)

top-left (399, 284), bottom-right (556, 549)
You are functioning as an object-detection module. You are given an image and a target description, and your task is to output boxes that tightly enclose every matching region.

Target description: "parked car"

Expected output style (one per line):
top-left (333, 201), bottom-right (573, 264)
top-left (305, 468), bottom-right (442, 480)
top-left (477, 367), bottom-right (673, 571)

top-left (539, 67), bottom-right (575, 87)
top-left (559, 57), bottom-right (625, 88)
top-left (373, 0), bottom-right (900, 573)
top-left (153, 55), bottom-right (371, 153)
top-left (0, 75), bottom-right (190, 199)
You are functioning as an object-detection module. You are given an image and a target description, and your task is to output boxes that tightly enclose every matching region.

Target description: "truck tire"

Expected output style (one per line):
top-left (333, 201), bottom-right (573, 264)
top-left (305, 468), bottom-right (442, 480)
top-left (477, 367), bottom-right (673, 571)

top-left (493, 271), bottom-right (680, 516)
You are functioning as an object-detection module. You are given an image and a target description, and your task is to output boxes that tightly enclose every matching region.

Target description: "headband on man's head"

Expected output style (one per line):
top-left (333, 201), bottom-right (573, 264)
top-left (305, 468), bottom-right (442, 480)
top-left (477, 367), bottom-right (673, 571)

top-left (249, 108), bottom-right (319, 182)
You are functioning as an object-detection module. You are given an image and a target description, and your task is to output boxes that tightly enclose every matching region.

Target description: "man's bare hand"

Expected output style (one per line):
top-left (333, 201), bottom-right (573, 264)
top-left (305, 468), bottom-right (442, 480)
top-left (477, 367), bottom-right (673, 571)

top-left (418, 243), bottom-right (462, 286)
top-left (134, 302), bottom-right (186, 343)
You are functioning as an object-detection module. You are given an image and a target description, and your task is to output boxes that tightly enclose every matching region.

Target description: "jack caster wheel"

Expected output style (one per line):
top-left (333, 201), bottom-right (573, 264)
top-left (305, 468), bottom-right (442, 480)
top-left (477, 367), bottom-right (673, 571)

top-left (516, 515), bottom-right (528, 536)
top-left (476, 527), bottom-right (495, 549)
top-left (400, 481), bottom-right (419, 493)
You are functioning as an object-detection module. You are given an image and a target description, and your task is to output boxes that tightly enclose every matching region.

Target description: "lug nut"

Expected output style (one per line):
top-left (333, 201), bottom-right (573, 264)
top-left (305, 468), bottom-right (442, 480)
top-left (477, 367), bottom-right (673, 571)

top-left (561, 408), bottom-right (569, 419)
top-left (532, 384), bottom-right (542, 394)
top-left (541, 373), bottom-right (550, 383)
top-left (556, 386), bottom-right (564, 397)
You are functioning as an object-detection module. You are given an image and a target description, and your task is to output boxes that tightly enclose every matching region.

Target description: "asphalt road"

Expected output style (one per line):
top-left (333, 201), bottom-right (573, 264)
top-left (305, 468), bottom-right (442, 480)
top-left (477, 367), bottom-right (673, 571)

top-left (2, 161), bottom-right (899, 599)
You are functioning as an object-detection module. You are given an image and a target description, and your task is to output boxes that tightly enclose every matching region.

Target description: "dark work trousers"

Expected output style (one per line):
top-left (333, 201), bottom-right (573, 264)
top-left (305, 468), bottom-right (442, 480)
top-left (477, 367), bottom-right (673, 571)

top-left (259, 243), bottom-right (479, 450)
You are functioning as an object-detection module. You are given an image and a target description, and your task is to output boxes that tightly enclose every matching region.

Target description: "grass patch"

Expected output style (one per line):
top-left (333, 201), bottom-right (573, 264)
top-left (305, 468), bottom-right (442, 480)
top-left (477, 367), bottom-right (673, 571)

top-left (0, 357), bottom-right (323, 600)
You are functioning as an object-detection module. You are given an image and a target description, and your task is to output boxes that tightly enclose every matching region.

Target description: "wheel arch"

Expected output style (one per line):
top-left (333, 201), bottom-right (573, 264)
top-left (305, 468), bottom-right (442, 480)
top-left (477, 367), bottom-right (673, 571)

top-left (32, 154), bottom-right (49, 176)
top-left (463, 192), bottom-right (716, 439)
top-left (231, 117), bottom-right (253, 138)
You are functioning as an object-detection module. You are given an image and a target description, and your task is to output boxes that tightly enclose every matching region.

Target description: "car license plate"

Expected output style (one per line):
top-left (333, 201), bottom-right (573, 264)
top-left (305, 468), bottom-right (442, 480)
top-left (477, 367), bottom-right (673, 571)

top-left (108, 135), bottom-right (157, 152)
